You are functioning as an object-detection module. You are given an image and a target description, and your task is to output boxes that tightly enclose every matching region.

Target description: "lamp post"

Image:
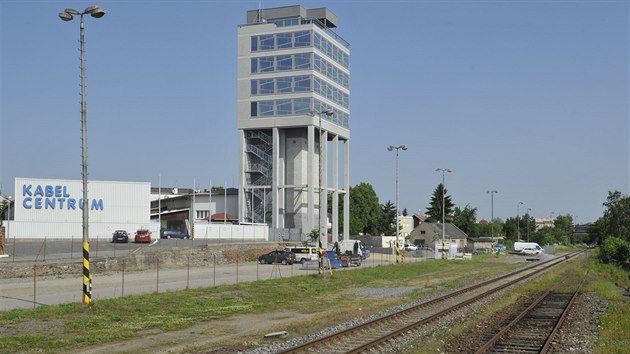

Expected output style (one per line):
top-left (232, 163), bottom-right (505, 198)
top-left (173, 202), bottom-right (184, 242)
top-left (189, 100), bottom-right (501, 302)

top-left (388, 145), bottom-right (407, 263)
top-left (517, 201), bottom-right (524, 242)
top-left (310, 109), bottom-right (333, 241)
top-left (59, 5), bottom-right (106, 305)
top-left (310, 109), bottom-right (333, 275)
top-left (436, 168), bottom-right (452, 259)
top-left (486, 190), bottom-right (498, 251)
top-left (6, 196), bottom-right (11, 240)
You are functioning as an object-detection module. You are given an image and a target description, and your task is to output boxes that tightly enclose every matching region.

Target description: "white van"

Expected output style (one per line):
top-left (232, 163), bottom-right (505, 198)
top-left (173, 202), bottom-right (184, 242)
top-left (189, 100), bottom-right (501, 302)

top-left (514, 242), bottom-right (543, 253)
top-left (284, 246), bottom-right (319, 264)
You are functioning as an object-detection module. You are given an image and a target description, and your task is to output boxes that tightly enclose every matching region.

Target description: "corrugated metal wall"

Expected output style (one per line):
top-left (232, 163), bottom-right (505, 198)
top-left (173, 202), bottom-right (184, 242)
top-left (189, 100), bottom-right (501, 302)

top-left (11, 178), bottom-right (153, 238)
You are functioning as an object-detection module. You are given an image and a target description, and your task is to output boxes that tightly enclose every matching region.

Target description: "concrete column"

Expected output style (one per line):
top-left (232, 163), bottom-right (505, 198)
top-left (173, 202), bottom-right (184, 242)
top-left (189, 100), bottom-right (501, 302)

top-left (307, 125), bottom-right (315, 235)
top-left (272, 128), bottom-right (279, 229)
top-left (343, 138), bottom-right (350, 241)
top-left (238, 130), bottom-right (246, 223)
top-left (332, 135), bottom-right (339, 244)
top-left (320, 130), bottom-right (328, 249)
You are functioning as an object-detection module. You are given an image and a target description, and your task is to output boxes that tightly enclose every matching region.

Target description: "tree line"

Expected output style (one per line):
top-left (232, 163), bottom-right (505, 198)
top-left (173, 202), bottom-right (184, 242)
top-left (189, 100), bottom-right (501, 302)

top-left (334, 182), bottom-right (590, 249)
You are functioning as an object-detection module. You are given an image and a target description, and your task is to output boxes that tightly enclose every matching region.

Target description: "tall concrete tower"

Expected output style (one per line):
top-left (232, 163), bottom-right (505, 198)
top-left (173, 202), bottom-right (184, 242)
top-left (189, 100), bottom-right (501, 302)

top-left (237, 5), bottom-right (350, 246)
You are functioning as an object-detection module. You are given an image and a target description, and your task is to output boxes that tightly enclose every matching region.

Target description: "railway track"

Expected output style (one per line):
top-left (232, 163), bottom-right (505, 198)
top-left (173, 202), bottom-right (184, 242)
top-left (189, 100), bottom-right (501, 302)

top-left (475, 273), bottom-right (585, 353)
top-left (279, 250), bottom-right (584, 354)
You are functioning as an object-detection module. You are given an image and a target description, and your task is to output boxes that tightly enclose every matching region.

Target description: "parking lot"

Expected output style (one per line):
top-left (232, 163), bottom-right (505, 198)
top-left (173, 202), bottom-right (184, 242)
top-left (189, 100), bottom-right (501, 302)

top-left (0, 239), bottom-right (415, 311)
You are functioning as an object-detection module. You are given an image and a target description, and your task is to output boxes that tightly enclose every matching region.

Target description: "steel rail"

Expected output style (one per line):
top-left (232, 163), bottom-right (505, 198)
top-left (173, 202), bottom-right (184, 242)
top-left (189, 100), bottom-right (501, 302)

top-left (475, 273), bottom-right (586, 354)
top-left (280, 250), bottom-right (584, 354)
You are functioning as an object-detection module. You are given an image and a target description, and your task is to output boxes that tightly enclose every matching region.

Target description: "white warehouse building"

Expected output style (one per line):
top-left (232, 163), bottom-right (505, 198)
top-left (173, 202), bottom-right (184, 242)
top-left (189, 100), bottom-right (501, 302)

top-left (8, 177), bottom-right (154, 239)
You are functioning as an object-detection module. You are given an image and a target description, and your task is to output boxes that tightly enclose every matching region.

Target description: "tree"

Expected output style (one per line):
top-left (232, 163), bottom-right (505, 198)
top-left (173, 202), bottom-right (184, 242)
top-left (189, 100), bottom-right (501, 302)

top-left (603, 191), bottom-right (630, 242)
top-left (402, 208), bottom-right (408, 216)
top-left (0, 186), bottom-right (6, 227)
top-left (348, 182), bottom-right (382, 235)
top-left (377, 201), bottom-right (397, 236)
top-left (452, 205), bottom-right (477, 235)
top-left (554, 214), bottom-right (573, 235)
top-left (426, 183), bottom-right (454, 223)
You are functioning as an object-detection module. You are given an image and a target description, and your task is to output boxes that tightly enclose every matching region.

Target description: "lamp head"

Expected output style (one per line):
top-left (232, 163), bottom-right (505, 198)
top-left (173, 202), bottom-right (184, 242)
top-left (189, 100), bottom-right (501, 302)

top-left (323, 109), bottom-right (333, 116)
top-left (401, 145), bottom-right (408, 150)
top-left (59, 12), bottom-right (74, 21)
top-left (85, 5), bottom-right (106, 18)
top-left (387, 146), bottom-right (394, 151)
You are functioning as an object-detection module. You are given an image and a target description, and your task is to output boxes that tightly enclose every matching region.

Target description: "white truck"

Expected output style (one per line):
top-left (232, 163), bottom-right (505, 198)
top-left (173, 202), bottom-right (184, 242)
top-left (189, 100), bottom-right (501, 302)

top-left (513, 242), bottom-right (543, 254)
top-left (331, 240), bottom-right (368, 266)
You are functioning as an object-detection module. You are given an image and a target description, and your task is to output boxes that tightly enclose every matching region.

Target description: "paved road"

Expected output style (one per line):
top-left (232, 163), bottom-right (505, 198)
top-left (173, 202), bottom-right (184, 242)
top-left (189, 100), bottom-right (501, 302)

top-left (1, 241), bottom-right (408, 311)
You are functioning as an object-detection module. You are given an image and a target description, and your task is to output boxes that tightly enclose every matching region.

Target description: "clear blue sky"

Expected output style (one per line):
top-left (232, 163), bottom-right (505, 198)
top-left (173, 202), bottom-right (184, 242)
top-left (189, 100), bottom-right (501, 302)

top-left (1, 0), bottom-right (628, 224)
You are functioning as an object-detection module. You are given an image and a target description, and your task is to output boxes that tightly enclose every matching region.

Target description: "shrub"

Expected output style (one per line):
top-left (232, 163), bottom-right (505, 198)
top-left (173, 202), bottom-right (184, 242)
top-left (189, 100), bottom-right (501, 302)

top-left (599, 236), bottom-right (630, 264)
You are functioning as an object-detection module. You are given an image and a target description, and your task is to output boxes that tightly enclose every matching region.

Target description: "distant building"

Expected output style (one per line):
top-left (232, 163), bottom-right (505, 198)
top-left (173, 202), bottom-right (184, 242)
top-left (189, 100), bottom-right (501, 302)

top-left (408, 222), bottom-right (469, 250)
top-left (150, 187), bottom-right (239, 233)
top-left (398, 215), bottom-right (414, 237)
top-left (535, 217), bottom-right (554, 230)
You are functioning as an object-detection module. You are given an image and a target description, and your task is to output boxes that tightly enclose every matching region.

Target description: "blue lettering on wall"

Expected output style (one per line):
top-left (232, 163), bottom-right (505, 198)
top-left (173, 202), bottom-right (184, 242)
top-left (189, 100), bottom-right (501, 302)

top-left (45, 198), bottom-right (55, 209)
top-left (91, 199), bottom-right (104, 210)
top-left (19, 183), bottom-right (105, 211)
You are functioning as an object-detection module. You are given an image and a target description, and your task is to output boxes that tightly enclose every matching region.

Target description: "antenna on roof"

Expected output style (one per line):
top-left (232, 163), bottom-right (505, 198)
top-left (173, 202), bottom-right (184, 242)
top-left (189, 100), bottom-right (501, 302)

top-left (257, 0), bottom-right (266, 23)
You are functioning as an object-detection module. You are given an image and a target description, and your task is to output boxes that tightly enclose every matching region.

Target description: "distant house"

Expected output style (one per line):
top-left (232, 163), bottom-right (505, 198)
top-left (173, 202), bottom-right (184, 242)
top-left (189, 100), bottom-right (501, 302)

top-left (467, 237), bottom-right (504, 253)
top-left (408, 222), bottom-right (469, 250)
top-left (413, 212), bottom-right (428, 228)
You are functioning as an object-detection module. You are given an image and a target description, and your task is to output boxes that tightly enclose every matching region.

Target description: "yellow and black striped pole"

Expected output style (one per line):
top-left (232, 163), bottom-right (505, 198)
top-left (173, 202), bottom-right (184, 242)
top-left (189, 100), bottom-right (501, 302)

top-left (82, 242), bottom-right (92, 304)
top-left (318, 239), bottom-right (323, 275)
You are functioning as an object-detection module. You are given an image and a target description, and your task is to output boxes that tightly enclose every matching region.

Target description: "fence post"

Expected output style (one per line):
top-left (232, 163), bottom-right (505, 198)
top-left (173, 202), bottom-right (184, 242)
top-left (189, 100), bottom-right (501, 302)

top-left (236, 254), bottom-right (239, 284)
top-left (187, 255), bottom-right (190, 290)
top-left (156, 257), bottom-right (160, 293)
top-left (43, 237), bottom-right (47, 262)
top-left (213, 254), bottom-right (216, 287)
top-left (71, 235), bottom-right (74, 259)
top-left (12, 237), bottom-right (16, 263)
top-left (33, 263), bottom-right (37, 308)
top-left (122, 259), bottom-right (125, 297)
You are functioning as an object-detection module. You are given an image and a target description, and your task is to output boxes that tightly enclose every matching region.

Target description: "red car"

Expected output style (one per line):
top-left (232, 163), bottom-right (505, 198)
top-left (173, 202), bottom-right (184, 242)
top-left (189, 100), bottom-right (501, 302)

top-left (134, 229), bottom-right (152, 243)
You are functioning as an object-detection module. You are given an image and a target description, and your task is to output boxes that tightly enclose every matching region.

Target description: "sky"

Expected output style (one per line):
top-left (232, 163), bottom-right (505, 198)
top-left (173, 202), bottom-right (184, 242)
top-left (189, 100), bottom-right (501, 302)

top-left (1, 0), bottom-right (628, 225)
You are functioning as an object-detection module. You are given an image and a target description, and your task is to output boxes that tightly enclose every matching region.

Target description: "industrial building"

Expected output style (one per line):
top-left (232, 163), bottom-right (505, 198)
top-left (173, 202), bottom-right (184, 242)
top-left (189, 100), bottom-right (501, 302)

top-left (237, 5), bottom-right (351, 248)
top-left (7, 177), bottom-right (153, 239)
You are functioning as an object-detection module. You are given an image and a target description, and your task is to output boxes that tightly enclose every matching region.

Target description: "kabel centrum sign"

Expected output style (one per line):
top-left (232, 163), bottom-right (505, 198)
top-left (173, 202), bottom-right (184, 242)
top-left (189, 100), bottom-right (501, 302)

top-left (21, 184), bottom-right (104, 211)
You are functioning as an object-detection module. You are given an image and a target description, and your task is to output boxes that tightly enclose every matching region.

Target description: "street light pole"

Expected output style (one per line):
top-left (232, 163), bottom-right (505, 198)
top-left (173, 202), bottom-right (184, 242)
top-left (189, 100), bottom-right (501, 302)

top-left (436, 168), bottom-right (452, 259)
top-left (486, 190), bottom-right (497, 251)
top-left (388, 145), bottom-right (407, 263)
top-left (310, 109), bottom-right (332, 275)
top-left (517, 201), bottom-right (524, 242)
top-left (6, 196), bottom-right (11, 241)
top-left (59, 5), bottom-right (106, 305)
top-left (526, 207), bottom-right (531, 242)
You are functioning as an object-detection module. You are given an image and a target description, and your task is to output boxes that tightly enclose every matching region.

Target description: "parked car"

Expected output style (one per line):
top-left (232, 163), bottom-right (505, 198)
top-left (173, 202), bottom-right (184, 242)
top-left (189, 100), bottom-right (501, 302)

top-left (134, 229), bottom-right (152, 243)
top-left (404, 244), bottom-right (418, 251)
top-left (258, 250), bottom-right (296, 265)
top-left (494, 244), bottom-right (507, 253)
top-left (112, 230), bottom-right (129, 243)
top-left (160, 230), bottom-right (190, 239)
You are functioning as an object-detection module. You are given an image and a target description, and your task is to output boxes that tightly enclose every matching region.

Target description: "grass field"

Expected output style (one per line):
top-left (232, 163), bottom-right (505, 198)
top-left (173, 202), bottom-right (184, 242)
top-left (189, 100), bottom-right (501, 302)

top-left (1, 251), bottom-right (627, 353)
